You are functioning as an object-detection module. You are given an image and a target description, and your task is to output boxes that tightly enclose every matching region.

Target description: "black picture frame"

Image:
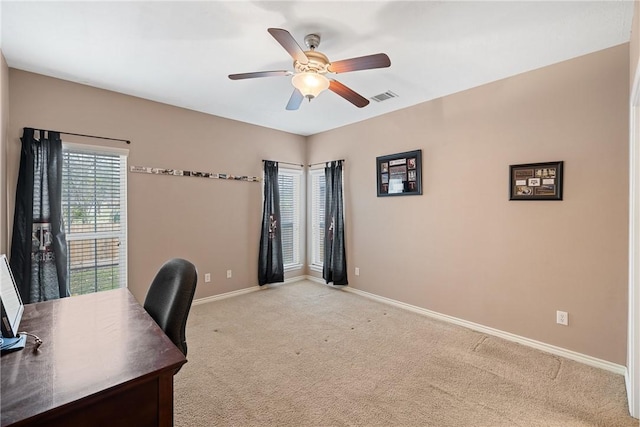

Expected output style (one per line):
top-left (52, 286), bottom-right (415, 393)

top-left (376, 149), bottom-right (422, 197)
top-left (509, 161), bottom-right (563, 201)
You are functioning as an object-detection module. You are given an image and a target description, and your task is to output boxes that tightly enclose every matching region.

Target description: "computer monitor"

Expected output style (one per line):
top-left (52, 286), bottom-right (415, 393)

top-left (0, 254), bottom-right (24, 338)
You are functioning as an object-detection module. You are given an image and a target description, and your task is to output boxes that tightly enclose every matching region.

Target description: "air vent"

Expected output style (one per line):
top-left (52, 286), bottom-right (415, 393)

top-left (370, 91), bottom-right (398, 102)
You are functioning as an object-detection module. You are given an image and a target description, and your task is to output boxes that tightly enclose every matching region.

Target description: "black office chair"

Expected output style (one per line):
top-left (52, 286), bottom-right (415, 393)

top-left (143, 258), bottom-right (198, 362)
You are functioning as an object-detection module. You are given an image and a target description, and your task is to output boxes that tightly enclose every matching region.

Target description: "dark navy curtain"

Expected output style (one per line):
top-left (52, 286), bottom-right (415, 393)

top-left (323, 160), bottom-right (348, 285)
top-left (10, 128), bottom-right (69, 303)
top-left (258, 161), bottom-right (284, 285)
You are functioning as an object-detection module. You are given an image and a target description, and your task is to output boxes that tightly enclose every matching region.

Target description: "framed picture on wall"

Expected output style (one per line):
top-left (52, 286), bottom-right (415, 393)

top-left (376, 150), bottom-right (422, 197)
top-left (509, 161), bottom-right (564, 201)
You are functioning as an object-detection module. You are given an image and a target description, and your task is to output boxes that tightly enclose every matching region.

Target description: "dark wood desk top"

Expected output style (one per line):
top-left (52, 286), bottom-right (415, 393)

top-left (1, 288), bottom-right (187, 426)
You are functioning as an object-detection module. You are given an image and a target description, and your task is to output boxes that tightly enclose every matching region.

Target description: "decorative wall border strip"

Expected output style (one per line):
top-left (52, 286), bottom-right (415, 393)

top-left (129, 165), bottom-right (261, 182)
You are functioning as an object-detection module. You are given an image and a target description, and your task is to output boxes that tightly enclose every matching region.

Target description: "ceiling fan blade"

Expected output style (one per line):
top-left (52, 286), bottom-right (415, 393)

top-left (268, 28), bottom-right (309, 65)
top-left (228, 70), bottom-right (291, 80)
top-left (286, 89), bottom-right (304, 111)
top-left (328, 53), bottom-right (391, 74)
top-left (329, 79), bottom-right (369, 108)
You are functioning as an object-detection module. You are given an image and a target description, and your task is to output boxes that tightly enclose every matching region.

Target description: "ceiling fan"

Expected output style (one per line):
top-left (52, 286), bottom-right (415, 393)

top-left (228, 28), bottom-right (391, 110)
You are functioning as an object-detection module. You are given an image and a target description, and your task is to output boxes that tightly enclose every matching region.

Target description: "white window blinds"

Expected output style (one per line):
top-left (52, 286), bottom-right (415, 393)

top-left (278, 168), bottom-right (302, 270)
top-left (61, 143), bottom-right (128, 295)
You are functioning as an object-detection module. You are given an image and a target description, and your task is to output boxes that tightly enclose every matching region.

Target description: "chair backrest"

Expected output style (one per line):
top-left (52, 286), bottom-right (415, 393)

top-left (143, 258), bottom-right (198, 357)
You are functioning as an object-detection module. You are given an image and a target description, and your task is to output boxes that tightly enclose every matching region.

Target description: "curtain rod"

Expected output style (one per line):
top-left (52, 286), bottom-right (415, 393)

top-left (308, 159), bottom-right (345, 167)
top-left (262, 159), bottom-right (304, 167)
top-left (31, 127), bottom-right (131, 145)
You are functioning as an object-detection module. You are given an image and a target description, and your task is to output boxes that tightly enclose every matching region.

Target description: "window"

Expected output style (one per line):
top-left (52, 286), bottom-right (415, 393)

top-left (309, 168), bottom-right (325, 271)
top-left (62, 143), bottom-right (128, 295)
top-left (278, 168), bottom-right (303, 270)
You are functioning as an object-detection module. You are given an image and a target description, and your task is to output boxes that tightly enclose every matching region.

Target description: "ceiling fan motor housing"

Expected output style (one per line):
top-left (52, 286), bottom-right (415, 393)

top-left (294, 50), bottom-right (330, 74)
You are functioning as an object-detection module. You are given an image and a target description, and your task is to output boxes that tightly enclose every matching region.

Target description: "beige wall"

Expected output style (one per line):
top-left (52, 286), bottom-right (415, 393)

top-left (7, 70), bottom-right (306, 303)
top-left (308, 44), bottom-right (630, 365)
top-left (5, 44), bottom-right (630, 364)
top-left (0, 51), bottom-right (8, 256)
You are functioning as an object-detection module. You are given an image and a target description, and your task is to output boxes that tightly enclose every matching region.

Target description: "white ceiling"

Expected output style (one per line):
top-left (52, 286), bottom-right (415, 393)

top-left (0, 1), bottom-right (634, 136)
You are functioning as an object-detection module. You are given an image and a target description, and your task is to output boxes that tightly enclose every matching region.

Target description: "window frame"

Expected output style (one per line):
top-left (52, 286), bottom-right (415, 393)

top-left (308, 167), bottom-right (325, 273)
top-left (62, 142), bottom-right (128, 293)
top-left (277, 166), bottom-right (304, 272)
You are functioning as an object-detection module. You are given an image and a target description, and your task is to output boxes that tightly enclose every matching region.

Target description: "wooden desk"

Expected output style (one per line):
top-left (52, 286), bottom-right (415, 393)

top-left (1, 288), bottom-right (187, 426)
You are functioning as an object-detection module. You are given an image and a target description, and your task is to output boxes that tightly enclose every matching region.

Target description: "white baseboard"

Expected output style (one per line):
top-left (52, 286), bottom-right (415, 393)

top-left (283, 275), bottom-right (307, 284)
top-left (625, 367), bottom-right (638, 419)
top-left (336, 282), bottom-right (626, 376)
top-left (193, 286), bottom-right (261, 305)
top-left (306, 275), bottom-right (325, 285)
top-left (192, 275), bottom-right (307, 306)
top-left (194, 275), bottom-right (626, 376)
top-left (626, 368), bottom-right (632, 403)
top-left (305, 275), bottom-right (338, 286)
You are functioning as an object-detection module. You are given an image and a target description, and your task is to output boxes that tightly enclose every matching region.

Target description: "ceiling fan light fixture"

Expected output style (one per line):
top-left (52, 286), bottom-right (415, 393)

top-left (291, 72), bottom-right (329, 99)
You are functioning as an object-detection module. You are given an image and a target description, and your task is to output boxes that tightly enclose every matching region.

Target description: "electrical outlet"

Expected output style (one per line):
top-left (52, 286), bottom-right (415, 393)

top-left (204, 273), bottom-right (211, 283)
top-left (556, 310), bottom-right (568, 326)
top-left (226, 270), bottom-right (232, 279)
top-left (355, 267), bottom-right (360, 276)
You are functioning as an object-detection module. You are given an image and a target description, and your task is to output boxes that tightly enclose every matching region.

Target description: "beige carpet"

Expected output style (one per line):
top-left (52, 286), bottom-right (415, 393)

top-left (174, 280), bottom-right (636, 426)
